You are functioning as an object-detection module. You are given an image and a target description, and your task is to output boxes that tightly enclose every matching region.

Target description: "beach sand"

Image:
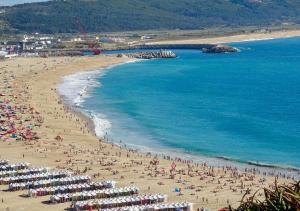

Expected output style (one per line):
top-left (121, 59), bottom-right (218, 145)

top-left (0, 54), bottom-right (295, 211)
top-left (148, 29), bottom-right (300, 45)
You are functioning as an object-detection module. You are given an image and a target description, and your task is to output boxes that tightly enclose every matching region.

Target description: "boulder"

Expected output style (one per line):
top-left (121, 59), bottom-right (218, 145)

top-left (202, 45), bottom-right (238, 53)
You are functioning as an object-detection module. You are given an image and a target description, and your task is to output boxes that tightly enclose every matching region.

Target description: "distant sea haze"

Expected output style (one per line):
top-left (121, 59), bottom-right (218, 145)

top-left (0, 0), bottom-right (49, 6)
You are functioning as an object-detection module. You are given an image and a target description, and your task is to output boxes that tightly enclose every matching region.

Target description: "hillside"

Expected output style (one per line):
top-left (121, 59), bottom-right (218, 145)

top-left (0, 0), bottom-right (49, 7)
top-left (1, 0), bottom-right (300, 34)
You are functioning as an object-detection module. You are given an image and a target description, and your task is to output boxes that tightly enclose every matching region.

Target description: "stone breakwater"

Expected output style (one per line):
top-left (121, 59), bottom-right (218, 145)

top-left (125, 50), bottom-right (177, 59)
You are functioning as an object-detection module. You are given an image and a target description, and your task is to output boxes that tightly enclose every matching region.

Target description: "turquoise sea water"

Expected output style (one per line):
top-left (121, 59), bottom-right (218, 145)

top-left (75, 37), bottom-right (300, 169)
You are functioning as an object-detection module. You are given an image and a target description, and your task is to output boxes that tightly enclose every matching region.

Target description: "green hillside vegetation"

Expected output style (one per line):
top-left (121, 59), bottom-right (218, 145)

top-left (230, 180), bottom-right (300, 211)
top-left (1, 0), bottom-right (300, 34)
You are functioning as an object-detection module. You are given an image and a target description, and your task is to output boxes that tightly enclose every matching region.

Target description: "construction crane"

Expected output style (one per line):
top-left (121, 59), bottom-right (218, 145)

top-left (76, 19), bottom-right (101, 55)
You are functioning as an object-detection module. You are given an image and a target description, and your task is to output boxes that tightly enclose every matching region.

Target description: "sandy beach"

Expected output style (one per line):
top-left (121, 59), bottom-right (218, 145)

top-left (0, 51), bottom-right (296, 211)
top-left (148, 29), bottom-right (300, 45)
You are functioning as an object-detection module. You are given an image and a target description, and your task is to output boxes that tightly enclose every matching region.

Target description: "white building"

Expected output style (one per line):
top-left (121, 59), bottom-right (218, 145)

top-left (4, 54), bottom-right (18, 59)
top-left (72, 37), bottom-right (83, 42)
top-left (141, 35), bottom-right (153, 40)
top-left (0, 51), bottom-right (7, 56)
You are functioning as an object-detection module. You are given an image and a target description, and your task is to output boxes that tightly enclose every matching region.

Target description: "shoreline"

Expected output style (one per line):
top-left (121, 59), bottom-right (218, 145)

top-left (56, 59), bottom-right (141, 138)
top-left (148, 29), bottom-right (300, 45)
top-left (57, 56), bottom-right (300, 180)
top-left (0, 34), bottom-right (299, 210)
top-left (58, 91), bottom-right (97, 137)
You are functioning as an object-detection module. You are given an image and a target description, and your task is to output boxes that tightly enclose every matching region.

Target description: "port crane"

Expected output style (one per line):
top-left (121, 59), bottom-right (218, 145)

top-left (76, 19), bottom-right (101, 55)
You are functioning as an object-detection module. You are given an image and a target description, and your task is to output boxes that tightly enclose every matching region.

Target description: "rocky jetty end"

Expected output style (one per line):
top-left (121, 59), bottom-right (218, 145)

top-left (126, 50), bottom-right (176, 59)
top-left (202, 44), bottom-right (238, 53)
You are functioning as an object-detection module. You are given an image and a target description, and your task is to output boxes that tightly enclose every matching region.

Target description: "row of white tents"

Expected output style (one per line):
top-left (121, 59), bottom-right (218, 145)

top-left (50, 186), bottom-right (139, 203)
top-left (0, 167), bottom-right (48, 178)
top-left (1, 160), bottom-right (193, 211)
top-left (0, 160), bottom-right (9, 166)
top-left (27, 181), bottom-right (116, 197)
top-left (100, 202), bottom-right (192, 211)
top-left (73, 194), bottom-right (167, 210)
top-left (0, 163), bottom-right (29, 171)
top-left (9, 175), bottom-right (91, 191)
top-left (0, 171), bottom-right (69, 184)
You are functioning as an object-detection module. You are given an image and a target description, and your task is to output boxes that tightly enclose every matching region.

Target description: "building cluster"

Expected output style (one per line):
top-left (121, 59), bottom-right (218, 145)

top-left (0, 33), bottom-right (156, 59)
top-left (0, 35), bottom-right (57, 59)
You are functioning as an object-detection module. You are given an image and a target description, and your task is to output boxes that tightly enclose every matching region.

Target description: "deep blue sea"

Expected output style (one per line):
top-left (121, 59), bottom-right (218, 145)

top-left (60, 37), bottom-right (300, 170)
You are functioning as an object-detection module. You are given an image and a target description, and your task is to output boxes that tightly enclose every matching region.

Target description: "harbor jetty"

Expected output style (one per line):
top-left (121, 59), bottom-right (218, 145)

top-left (131, 43), bottom-right (238, 54)
top-left (126, 50), bottom-right (176, 59)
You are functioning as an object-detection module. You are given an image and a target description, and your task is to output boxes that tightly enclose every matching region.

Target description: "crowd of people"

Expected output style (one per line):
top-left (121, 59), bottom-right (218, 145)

top-left (1, 160), bottom-right (192, 211)
top-left (0, 57), bottom-right (297, 211)
top-left (0, 69), bottom-right (42, 142)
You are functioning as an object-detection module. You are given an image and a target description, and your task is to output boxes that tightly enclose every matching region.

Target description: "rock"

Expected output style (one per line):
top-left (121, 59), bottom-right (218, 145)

top-left (126, 50), bottom-right (176, 59)
top-left (202, 45), bottom-right (238, 53)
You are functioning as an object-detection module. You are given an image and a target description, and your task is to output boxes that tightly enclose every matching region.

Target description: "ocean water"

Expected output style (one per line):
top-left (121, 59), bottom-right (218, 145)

top-left (59, 37), bottom-right (300, 170)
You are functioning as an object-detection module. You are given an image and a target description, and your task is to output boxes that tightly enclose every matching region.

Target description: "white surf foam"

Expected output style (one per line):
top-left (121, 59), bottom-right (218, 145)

top-left (57, 60), bottom-right (140, 140)
top-left (58, 69), bottom-right (103, 107)
top-left (91, 112), bottom-right (112, 138)
top-left (57, 68), bottom-right (112, 137)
